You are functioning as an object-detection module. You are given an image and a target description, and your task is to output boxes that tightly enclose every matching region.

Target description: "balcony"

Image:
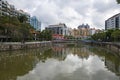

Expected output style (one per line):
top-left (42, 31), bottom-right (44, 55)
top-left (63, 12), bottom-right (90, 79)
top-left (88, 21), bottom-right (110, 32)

top-left (2, 8), bottom-right (7, 12)
top-left (2, 11), bottom-right (9, 15)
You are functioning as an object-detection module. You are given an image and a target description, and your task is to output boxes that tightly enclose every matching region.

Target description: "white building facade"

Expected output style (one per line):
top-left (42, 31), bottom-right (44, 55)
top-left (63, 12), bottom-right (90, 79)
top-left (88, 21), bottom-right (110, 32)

top-left (89, 28), bottom-right (96, 35)
top-left (105, 13), bottom-right (120, 30)
top-left (0, 0), bottom-right (15, 16)
top-left (46, 23), bottom-right (71, 36)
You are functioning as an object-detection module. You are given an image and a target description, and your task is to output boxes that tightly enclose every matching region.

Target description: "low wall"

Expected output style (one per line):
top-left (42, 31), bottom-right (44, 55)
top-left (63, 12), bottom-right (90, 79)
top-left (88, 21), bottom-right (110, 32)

top-left (86, 41), bottom-right (120, 55)
top-left (52, 40), bottom-right (77, 43)
top-left (106, 44), bottom-right (120, 55)
top-left (0, 41), bottom-right (52, 51)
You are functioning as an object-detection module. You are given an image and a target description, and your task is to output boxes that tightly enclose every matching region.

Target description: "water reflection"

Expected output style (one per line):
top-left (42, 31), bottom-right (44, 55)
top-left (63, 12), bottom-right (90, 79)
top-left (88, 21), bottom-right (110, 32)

top-left (0, 47), bottom-right (52, 80)
top-left (0, 44), bottom-right (120, 80)
top-left (89, 47), bottom-right (120, 76)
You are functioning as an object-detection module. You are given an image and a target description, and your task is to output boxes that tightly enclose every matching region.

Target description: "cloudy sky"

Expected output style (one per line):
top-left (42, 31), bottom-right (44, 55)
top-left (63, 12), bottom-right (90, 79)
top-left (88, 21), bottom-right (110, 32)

top-left (7, 0), bottom-right (120, 29)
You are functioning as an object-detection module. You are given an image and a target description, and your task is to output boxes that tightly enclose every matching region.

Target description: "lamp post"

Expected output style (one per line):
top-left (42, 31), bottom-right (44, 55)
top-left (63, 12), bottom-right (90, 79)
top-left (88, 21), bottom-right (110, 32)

top-left (34, 33), bottom-right (36, 41)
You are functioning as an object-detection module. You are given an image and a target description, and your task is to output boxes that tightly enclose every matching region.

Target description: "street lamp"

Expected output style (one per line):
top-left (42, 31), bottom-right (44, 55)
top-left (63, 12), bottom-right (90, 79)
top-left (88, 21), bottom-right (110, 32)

top-left (34, 33), bottom-right (36, 41)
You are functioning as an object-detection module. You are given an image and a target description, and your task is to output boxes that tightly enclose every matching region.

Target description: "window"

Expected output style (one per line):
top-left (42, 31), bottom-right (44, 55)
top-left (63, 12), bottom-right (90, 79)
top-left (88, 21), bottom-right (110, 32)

top-left (61, 29), bottom-right (63, 35)
top-left (115, 17), bottom-right (119, 29)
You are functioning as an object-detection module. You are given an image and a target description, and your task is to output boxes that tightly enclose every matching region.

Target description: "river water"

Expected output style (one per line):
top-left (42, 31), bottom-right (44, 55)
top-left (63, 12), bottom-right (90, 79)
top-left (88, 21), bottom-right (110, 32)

top-left (0, 44), bottom-right (120, 80)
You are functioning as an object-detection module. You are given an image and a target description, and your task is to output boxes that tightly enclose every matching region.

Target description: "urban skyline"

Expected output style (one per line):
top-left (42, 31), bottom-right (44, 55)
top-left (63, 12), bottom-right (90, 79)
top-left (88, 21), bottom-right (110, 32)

top-left (6, 0), bottom-right (120, 30)
top-left (0, 1), bottom-right (120, 80)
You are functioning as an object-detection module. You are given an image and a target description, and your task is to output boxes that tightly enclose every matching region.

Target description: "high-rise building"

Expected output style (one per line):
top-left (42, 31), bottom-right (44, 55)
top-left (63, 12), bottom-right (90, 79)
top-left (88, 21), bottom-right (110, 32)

top-left (0, 0), bottom-right (9, 16)
top-left (30, 16), bottom-right (41, 31)
top-left (0, 0), bottom-right (2, 15)
top-left (9, 4), bottom-right (15, 16)
top-left (0, 0), bottom-right (15, 16)
top-left (0, 0), bottom-right (32, 24)
top-left (0, 0), bottom-right (31, 23)
top-left (105, 13), bottom-right (120, 30)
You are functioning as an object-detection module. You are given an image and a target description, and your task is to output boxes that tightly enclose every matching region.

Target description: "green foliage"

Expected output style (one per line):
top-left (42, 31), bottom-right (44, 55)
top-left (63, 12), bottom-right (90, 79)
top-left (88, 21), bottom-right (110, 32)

top-left (111, 30), bottom-right (120, 42)
top-left (0, 16), bottom-right (34, 42)
top-left (64, 35), bottom-right (75, 39)
top-left (38, 29), bottom-right (52, 41)
top-left (18, 15), bottom-right (28, 23)
top-left (92, 29), bottom-right (120, 42)
top-left (105, 29), bottom-right (114, 41)
top-left (117, 0), bottom-right (120, 3)
top-left (92, 32), bottom-right (106, 41)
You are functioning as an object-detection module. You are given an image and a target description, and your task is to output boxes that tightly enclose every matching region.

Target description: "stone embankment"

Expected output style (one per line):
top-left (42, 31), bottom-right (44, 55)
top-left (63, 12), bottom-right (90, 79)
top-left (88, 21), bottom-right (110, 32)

top-left (0, 41), bottom-right (52, 51)
top-left (83, 40), bottom-right (120, 55)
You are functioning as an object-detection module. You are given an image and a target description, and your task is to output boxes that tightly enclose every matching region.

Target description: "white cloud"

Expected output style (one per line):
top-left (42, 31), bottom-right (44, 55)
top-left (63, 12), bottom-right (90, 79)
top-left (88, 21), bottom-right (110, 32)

top-left (7, 0), bottom-right (120, 29)
top-left (17, 54), bottom-right (117, 80)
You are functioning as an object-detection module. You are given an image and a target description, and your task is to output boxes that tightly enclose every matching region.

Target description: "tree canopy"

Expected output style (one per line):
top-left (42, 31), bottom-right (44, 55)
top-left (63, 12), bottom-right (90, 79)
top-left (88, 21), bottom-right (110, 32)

top-left (38, 29), bottom-right (52, 41)
top-left (92, 29), bottom-right (120, 42)
top-left (117, 0), bottom-right (120, 3)
top-left (0, 16), bottom-right (34, 42)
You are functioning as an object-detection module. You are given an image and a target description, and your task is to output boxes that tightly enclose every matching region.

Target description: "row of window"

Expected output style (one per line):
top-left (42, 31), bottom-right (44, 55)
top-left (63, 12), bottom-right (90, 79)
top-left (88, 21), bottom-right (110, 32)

top-left (105, 16), bottom-right (120, 30)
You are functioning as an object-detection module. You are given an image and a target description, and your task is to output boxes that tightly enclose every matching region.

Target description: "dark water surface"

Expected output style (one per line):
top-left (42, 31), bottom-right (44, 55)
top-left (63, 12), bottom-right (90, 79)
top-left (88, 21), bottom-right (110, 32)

top-left (0, 44), bottom-right (120, 80)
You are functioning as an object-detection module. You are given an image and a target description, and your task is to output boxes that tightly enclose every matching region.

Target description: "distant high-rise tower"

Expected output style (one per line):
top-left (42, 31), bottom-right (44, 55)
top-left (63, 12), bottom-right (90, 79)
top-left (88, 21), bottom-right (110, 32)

top-left (30, 16), bottom-right (41, 31)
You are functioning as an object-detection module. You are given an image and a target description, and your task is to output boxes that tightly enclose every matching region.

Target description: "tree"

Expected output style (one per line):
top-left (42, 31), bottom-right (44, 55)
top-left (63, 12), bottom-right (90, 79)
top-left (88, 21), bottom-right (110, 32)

top-left (38, 30), bottom-right (52, 41)
top-left (117, 0), bottom-right (120, 3)
top-left (64, 35), bottom-right (75, 39)
top-left (92, 29), bottom-right (120, 42)
top-left (105, 29), bottom-right (114, 41)
top-left (99, 32), bottom-right (106, 41)
top-left (92, 32), bottom-right (106, 42)
top-left (18, 15), bottom-right (28, 23)
top-left (111, 30), bottom-right (120, 42)
top-left (0, 15), bottom-right (35, 42)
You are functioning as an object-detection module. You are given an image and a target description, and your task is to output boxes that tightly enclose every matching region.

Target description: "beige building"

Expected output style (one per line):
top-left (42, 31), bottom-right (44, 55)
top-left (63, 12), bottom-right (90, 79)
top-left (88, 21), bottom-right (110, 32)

top-left (78, 27), bottom-right (90, 38)
top-left (71, 24), bottom-right (102, 39)
top-left (71, 24), bottom-right (90, 39)
top-left (72, 28), bottom-right (79, 38)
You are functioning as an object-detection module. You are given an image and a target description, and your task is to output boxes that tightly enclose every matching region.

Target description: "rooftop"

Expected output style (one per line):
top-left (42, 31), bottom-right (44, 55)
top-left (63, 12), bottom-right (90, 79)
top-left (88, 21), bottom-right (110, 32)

top-left (106, 13), bottom-right (120, 21)
top-left (48, 23), bottom-right (67, 28)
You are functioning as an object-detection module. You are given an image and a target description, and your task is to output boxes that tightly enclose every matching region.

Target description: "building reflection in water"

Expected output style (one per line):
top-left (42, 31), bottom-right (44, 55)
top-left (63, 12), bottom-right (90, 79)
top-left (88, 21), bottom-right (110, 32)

top-left (52, 44), bottom-right (93, 61)
top-left (0, 44), bottom-right (120, 80)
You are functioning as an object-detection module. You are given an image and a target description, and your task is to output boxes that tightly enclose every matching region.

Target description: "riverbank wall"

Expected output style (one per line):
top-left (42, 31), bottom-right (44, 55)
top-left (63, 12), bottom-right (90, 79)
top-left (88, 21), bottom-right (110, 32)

top-left (0, 41), bottom-right (52, 51)
top-left (82, 41), bottom-right (120, 56)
